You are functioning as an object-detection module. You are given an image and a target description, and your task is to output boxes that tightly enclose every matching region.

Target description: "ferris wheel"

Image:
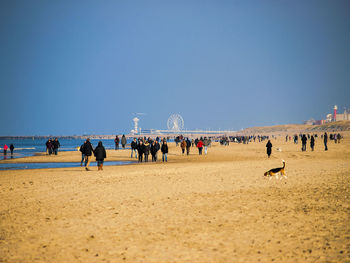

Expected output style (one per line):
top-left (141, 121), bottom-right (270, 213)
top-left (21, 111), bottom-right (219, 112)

top-left (167, 114), bottom-right (184, 132)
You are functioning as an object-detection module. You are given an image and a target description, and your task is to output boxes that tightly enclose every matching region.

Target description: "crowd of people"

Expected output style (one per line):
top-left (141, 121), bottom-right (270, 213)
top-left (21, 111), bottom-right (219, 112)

top-left (1, 130), bottom-right (344, 168)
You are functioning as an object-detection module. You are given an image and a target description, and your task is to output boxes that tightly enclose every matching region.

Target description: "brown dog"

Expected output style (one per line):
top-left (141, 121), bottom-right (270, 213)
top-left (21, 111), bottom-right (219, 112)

top-left (264, 160), bottom-right (286, 179)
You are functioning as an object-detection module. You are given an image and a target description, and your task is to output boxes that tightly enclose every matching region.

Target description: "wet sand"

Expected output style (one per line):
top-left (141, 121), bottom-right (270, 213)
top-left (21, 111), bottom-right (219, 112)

top-left (0, 134), bottom-right (349, 262)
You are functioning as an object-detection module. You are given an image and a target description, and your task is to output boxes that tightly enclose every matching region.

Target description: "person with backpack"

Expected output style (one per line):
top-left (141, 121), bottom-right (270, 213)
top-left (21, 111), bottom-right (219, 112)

top-left (82, 138), bottom-right (94, 171)
top-left (94, 141), bottom-right (106, 171)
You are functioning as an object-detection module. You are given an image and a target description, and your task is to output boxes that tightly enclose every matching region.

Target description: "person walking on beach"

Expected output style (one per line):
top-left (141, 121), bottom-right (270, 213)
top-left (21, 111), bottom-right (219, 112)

top-left (310, 135), bottom-right (315, 151)
top-left (143, 140), bottom-right (150, 162)
top-left (266, 140), bottom-right (272, 158)
top-left (79, 141), bottom-right (86, 167)
top-left (46, 139), bottom-right (53, 155)
top-left (3, 144), bottom-right (8, 156)
top-left (114, 136), bottom-right (120, 150)
top-left (197, 139), bottom-right (203, 155)
top-left (203, 137), bottom-right (209, 155)
top-left (94, 141), bottom-right (106, 171)
top-left (137, 140), bottom-right (144, 162)
top-left (151, 140), bottom-right (160, 162)
top-left (121, 135), bottom-right (127, 149)
top-left (180, 139), bottom-right (186, 155)
top-left (53, 138), bottom-right (60, 155)
top-left (82, 138), bottom-right (94, 171)
top-left (186, 138), bottom-right (191, 155)
top-left (161, 140), bottom-right (168, 162)
top-left (9, 144), bottom-right (14, 157)
top-left (324, 132), bottom-right (328, 151)
top-left (301, 134), bottom-right (307, 152)
top-left (131, 138), bottom-right (138, 159)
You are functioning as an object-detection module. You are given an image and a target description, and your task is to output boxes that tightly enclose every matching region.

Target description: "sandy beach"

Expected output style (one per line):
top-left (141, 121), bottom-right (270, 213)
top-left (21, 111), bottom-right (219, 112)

top-left (1, 133), bottom-right (349, 262)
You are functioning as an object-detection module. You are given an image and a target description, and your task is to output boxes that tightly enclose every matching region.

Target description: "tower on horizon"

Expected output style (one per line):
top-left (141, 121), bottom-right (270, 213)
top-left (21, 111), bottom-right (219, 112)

top-left (132, 117), bottom-right (139, 134)
top-left (333, 105), bottom-right (338, 121)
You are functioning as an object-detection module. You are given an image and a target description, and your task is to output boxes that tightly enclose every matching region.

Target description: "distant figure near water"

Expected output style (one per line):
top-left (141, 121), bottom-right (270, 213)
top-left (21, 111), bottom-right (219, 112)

top-left (10, 144), bottom-right (14, 157)
top-left (266, 140), bottom-right (272, 158)
top-left (53, 138), bottom-right (61, 155)
top-left (114, 136), bottom-right (119, 150)
top-left (3, 144), bottom-right (8, 156)
top-left (121, 135), bottom-right (127, 149)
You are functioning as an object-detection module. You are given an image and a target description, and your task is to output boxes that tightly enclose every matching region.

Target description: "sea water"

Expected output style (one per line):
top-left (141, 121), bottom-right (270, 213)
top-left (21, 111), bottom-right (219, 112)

top-left (0, 138), bottom-right (133, 159)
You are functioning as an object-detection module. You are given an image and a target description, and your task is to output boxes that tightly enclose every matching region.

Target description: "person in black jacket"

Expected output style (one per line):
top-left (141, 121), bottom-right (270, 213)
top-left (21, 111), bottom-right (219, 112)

top-left (186, 138), bottom-right (191, 155)
top-left (79, 141), bottom-right (86, 167)
top-left (161, 140), bottom-right (168, 162)
top-left (137, 140), bottom-right (144, 162)
top-left (53, 138), bottom-right (61, 155)
top-left (131, 138), bottom-right (138, 159)
top-left (310, 135), bottom-right (315, 151)
top-left (266, 140), bottom-right (272, 158)
top-left (83, 138), bottom-right (94, 171)
top-left (94, 141), bottom-right (106, 170)
top-left (143, 141), bottom-right (150, 162)
top-left (10, 144), bottom-right (14, 157)
top-left (324, 132), bottom-right (328, 151)
top-left (301, 134), bottom-right (307, 151)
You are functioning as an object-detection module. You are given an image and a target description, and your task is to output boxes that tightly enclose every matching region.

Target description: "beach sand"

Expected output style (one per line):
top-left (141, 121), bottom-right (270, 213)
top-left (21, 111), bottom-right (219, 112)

top-left (0, 134), bottom-right (349, 262)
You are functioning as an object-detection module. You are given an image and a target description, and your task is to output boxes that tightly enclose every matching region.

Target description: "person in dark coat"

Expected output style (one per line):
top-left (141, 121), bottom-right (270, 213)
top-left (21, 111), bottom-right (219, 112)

top-left (310, 135), bottom-right (315, 151)
top-left (137, 140), bottom-right (144, 162)
top-left (324, 132), bottom-right (328, 151)
top-left (114, 136), bottom-right (119, 150)
top-left (143, 141), bottom-right (150, 162)
top-left (83, 138), bottom-right (94, 170)
top-left (79, 141), bottom-right (86, 167)
top-left (150, 141), bottom-right (160, 162)
top-left (46, 139), bottom-right (53, 155)
top-left (121, 135), bottom-right (127, 149)
top-left (131, 138), bottom-right (138, 159)
top-left (266, 140), bottom-right (272, 158)
top-left (53, 138), bottom-right (61, 155)
top-left (94, 141), bottom-right (106, 170)
top-left (301, 134), bottom-right (307, 151)
top-left (186, 138), bottom-right (191, 155)
top-left (9, 144), bottom-right (14, 157)
top-left (161, 141), bottom-right (168, 162)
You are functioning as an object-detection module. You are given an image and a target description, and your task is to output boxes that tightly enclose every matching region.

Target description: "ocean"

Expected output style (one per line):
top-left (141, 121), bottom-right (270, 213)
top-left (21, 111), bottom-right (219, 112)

top-left (0, 138), bottom-right (133, 159)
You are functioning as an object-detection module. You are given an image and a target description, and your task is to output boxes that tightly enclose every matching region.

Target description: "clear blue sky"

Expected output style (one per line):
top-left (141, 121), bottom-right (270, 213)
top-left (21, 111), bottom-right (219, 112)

top-left (1, 0), bottom-right (349, 135)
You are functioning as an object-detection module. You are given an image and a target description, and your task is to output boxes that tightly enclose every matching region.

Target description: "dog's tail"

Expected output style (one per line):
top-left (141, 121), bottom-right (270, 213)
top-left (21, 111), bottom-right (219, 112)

top-left (282, 159), bottom-right (285, 168)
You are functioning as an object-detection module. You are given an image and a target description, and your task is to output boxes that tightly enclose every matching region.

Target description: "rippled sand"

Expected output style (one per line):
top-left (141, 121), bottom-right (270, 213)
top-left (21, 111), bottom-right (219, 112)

top-left (0, 134), bottom-right (349, 262)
